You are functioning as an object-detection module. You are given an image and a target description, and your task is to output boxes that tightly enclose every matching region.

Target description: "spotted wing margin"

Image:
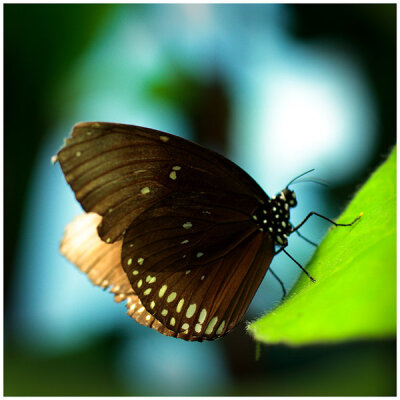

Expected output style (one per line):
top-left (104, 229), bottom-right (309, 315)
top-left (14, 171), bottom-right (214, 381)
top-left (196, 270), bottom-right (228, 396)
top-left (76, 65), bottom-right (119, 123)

top-left (56, 122), bottom-right (267, 245)
top-left (123, 223), bottom-right (274, 341)
top-left (60, 212), bottom-right (198, 339)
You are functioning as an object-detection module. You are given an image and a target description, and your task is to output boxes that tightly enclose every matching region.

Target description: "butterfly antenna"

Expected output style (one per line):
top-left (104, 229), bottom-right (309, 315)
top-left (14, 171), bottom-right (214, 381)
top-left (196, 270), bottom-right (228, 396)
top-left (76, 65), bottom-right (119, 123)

top-left (286, 169), bottom-right (315, 188)
top-left (290, 177), bottom-right (329, 188)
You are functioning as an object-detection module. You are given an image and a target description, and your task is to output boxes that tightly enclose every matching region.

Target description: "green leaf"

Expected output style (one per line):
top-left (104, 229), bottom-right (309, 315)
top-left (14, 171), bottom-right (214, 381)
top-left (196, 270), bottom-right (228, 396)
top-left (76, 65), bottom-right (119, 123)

top-left (248, 148), bottom-right (396, 346)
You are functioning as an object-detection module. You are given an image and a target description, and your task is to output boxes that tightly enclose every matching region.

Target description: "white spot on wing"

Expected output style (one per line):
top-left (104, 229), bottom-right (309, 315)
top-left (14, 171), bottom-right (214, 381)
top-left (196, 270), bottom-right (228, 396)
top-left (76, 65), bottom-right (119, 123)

top-left (186, 304), bottom-right (197, 318)
top-left (159, 285), bottom-right (167, 297)
top-left (140, 187), bottom-right (150, 195)
top-left (169, 171), bottom-right (177, 180)
top-left (205, 316), bottom-right (218, 335)
top-left (176, 298), bottom-right (185, 313)
top-left (182, 222), bottom-right (192, 229)
top-left (216, 320), bottom-right (225, 335)
top-left (198, 309), bottom-right (207, 324)
top-left (167, 292), bottom-right (177, 303)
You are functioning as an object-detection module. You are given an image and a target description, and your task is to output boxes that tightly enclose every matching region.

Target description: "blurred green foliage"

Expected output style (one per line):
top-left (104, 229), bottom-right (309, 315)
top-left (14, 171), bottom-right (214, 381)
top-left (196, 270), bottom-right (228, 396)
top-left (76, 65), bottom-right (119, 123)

top-left (249, 148), bottom-right (396, 345)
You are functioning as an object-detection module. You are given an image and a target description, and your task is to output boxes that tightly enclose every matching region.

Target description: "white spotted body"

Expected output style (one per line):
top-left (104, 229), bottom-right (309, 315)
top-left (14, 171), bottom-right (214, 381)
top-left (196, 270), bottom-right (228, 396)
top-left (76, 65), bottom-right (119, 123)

top-left (252, 188), bottom-right (297, 247)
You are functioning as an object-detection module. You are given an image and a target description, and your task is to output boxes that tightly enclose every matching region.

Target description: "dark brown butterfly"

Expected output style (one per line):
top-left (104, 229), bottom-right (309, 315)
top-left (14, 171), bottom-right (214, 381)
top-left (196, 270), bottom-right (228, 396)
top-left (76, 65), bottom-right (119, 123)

top-left (55, 122), bottom-right (359, 342)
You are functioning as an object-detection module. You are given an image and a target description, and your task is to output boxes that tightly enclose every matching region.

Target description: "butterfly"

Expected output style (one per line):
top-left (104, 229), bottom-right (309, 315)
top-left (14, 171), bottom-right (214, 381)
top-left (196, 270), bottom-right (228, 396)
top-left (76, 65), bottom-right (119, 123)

top-left (55, 122), bottom-right (359, 341)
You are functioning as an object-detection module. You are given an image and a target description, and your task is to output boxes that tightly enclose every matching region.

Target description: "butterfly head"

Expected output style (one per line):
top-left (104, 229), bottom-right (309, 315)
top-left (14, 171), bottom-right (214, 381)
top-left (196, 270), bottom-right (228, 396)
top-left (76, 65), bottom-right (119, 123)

top-left (281, 187), bottom-right (297, 208)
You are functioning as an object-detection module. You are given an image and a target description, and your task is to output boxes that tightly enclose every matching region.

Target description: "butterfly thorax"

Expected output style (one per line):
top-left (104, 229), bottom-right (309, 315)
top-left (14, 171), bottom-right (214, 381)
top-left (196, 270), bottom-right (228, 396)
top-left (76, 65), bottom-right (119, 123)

top-left (252, 188), bottom-right (297, 247)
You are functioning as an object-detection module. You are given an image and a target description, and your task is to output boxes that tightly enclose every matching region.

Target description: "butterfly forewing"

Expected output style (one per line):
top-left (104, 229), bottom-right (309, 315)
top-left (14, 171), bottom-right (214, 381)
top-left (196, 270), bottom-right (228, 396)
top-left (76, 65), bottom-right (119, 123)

top-left (57, 122), bottom-right (266, 245)
top-left (57, 122), bottom-right (274, 341)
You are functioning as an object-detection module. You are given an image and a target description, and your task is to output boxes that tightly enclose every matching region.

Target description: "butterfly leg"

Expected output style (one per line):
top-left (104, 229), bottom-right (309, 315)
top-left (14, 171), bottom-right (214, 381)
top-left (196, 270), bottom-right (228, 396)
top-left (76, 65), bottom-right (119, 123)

top-left (283, 248), bottom-right (316, 283)
top-left (295, 230), bottom-right (318, 247)
top-left (292, 212), bottom-right (362, 233)
top-left (268, 267), bottom-right (287, 300)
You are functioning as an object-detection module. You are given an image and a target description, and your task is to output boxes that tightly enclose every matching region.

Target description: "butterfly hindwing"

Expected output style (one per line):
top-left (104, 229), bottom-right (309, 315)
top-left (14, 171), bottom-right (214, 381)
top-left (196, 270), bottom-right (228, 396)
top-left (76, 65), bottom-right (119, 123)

top-left (122, 222), bottom-right (273, 339)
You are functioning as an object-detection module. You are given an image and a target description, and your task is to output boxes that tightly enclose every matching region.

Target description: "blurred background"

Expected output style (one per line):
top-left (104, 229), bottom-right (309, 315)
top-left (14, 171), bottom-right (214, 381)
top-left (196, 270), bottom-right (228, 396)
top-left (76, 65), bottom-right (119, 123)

top-left (4, 3), bottom-right (396, 396)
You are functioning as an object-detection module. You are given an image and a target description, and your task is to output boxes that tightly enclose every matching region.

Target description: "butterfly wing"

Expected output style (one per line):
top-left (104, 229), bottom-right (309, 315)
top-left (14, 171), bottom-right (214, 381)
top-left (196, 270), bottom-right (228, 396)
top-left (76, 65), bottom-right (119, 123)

top-left (57, 122), bottom-right (273, 340)
top-left (57, 122), bottom-right (266, 244)
top-left (60, 212), bottom-right (185, 338)
top-left (123, 211), bottom-right (273, 339)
